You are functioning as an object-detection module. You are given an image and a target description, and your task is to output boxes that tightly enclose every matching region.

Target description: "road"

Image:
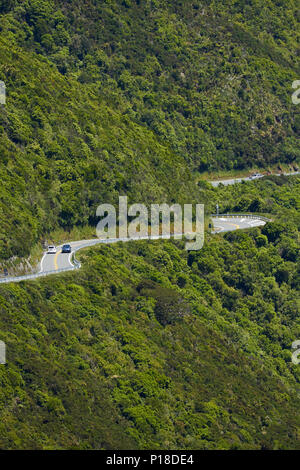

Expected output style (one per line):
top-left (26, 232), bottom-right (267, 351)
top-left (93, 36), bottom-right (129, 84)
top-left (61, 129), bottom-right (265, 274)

top-left (0, 214), bottom-right (268, 284)
top-left (40, 240), bottom-right (95, 273)
top-left (40, 236), bottom-right (167, 273)
top-left (0, 234), bottom-right (195, 283)
top-left (37, 170), bottom-right (299, 274)
top-left (42, 215), bottom-right (268, 272)
top-left (211, 216), bottom-right (266, 233)
top-left (1, 170), bottom-right (295, 283)
top-left (209, 171), bottom-right (299, 187)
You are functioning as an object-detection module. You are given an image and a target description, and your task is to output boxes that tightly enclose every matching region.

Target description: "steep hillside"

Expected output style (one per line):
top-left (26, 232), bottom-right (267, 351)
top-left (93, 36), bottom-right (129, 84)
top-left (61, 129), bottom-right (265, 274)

top-left (0, 178), bottom-right (299, 450)
top-left (0, 0), bottom-right (299, 259)
top-left (0, 35), bottom-right (196, 260)
top-left (0, 1), bottom-right (299, 451)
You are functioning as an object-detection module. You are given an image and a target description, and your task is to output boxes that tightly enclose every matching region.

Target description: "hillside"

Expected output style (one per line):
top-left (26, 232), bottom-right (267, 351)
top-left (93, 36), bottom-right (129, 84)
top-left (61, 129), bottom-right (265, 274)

top-left (0, 0), bottom-right (299, 451)
top-left (0, 0), bottom-right (299, 260)
top-left (0, 178), bottom-right (299, 449)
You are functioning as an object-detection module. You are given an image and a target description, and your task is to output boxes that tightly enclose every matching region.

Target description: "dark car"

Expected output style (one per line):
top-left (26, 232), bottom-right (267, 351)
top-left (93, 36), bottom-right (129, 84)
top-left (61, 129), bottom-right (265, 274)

top-left (62, 244), bottom-right (72, 253)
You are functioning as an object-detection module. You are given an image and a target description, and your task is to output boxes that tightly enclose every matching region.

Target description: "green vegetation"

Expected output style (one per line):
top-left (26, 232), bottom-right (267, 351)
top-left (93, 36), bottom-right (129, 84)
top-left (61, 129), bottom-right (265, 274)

top-left (0, 178), bottom-right (299, 449)
top-left (0, 0), bottom-right (299, 260)
top-left (204, 174), bottom-right (300, 224)
top-left (0, 1), bottom-right (299, 450)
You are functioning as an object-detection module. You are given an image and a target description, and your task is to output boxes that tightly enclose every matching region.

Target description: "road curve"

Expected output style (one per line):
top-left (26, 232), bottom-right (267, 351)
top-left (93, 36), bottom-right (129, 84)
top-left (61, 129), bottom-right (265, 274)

top-left (40, 235), bottom-right (176, 274)
top-left (0, 215), bottom-right (268, 284)
top-left (40, 214), bottom-right (268, 273)
top-left (212, 216), bottom-right (266, 233)
top-left (0, 169), bottom-right (295, 283)
top-left (0, 234), bottom-right (195, 284)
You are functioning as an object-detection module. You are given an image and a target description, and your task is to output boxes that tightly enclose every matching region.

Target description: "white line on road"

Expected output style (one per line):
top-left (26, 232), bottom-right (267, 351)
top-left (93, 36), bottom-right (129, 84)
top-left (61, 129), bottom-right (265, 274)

top-left (39, 252), bottom-right (47, 273)
top-left (0, 218), bottom-right (269, 284)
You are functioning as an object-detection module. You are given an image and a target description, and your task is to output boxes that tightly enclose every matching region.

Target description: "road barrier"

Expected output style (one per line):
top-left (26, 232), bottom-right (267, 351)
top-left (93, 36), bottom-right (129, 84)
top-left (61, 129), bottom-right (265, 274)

top-left (0, 218), bottom-right (270, 284)
top-left (211, 213), bottom-right (271, 222)
top-left (0, 234), bottom-right (184, 284)
top-left (0, 266), bottom-right (79, 284)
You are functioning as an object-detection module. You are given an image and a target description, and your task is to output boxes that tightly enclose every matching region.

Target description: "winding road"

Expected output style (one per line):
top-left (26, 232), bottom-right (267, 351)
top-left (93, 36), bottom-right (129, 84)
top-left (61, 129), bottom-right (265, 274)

top-left (5, 169), bottom-right (295, 284)
top-left (212, 216), bottom-right (266, 233)
top-left (42, 215), bottom-right (268, 273)
top-left (0, 214), bottom-right (268, 284)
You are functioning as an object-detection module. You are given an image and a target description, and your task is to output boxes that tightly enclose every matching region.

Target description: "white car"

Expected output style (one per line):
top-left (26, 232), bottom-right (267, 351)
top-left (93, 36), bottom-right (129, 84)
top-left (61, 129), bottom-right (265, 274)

top-left (47, 245), bottom-right (57, 254)
top-left (250, 173), bottom-right (262, 180)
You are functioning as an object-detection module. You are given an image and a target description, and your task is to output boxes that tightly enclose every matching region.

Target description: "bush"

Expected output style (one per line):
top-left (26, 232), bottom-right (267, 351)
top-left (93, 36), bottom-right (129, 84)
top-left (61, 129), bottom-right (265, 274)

top-left (153, 287), bottom-right (190, 326)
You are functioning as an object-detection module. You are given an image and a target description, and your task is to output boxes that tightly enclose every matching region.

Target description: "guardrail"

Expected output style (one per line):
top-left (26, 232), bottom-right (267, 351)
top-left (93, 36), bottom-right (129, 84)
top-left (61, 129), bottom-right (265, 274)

top-left (71, 251), bottom-right (81, 269)
top-left (211, 213), bottom-right (271, 222)
top-left (0, 248), bottom-right (88, 284)
top-left (0, 265), bottom-right (79, 284)
top-left (0, 219), bottom-right (270, 285)
top-left (0, 234), bottom-right (185, 285)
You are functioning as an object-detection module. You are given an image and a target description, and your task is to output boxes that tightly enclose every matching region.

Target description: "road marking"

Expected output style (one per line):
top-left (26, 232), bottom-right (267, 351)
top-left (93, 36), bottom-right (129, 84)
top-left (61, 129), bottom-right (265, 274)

top-left (54, 251), bottom-right (60, 270)
top-left (39, 252), bottom-right (47, 273)
top-left (4, 218), bottom-right (268, 283)
top-left (215, 223), bottom-right (239, 232)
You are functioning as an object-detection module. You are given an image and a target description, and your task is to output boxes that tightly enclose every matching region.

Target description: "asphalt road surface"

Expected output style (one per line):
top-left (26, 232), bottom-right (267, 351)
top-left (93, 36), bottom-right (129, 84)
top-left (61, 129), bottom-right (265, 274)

top-left (41, 215), bottom-right (267, 274)
top-left (1, 170), bottom-right (295, 282)
top-left (210, 171), bottom-right (299, 187)
top-left (0, 217), bottom-right (268, 283)
top-left (211, 216), bottom-right (266, 233)
top-left (40, 238), bottom-right (111, 273)
top-left (40, 235), bottom-right (178, 273)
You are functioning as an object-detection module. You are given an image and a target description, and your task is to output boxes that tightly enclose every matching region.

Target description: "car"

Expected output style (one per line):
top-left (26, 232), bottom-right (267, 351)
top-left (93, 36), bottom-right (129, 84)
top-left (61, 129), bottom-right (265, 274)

top-left (47, 245), bottom-right (57, 254)
top-left (250, 173), bottom-right (262, 180)
top-left (61, 244), bottom-right (72, 253)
